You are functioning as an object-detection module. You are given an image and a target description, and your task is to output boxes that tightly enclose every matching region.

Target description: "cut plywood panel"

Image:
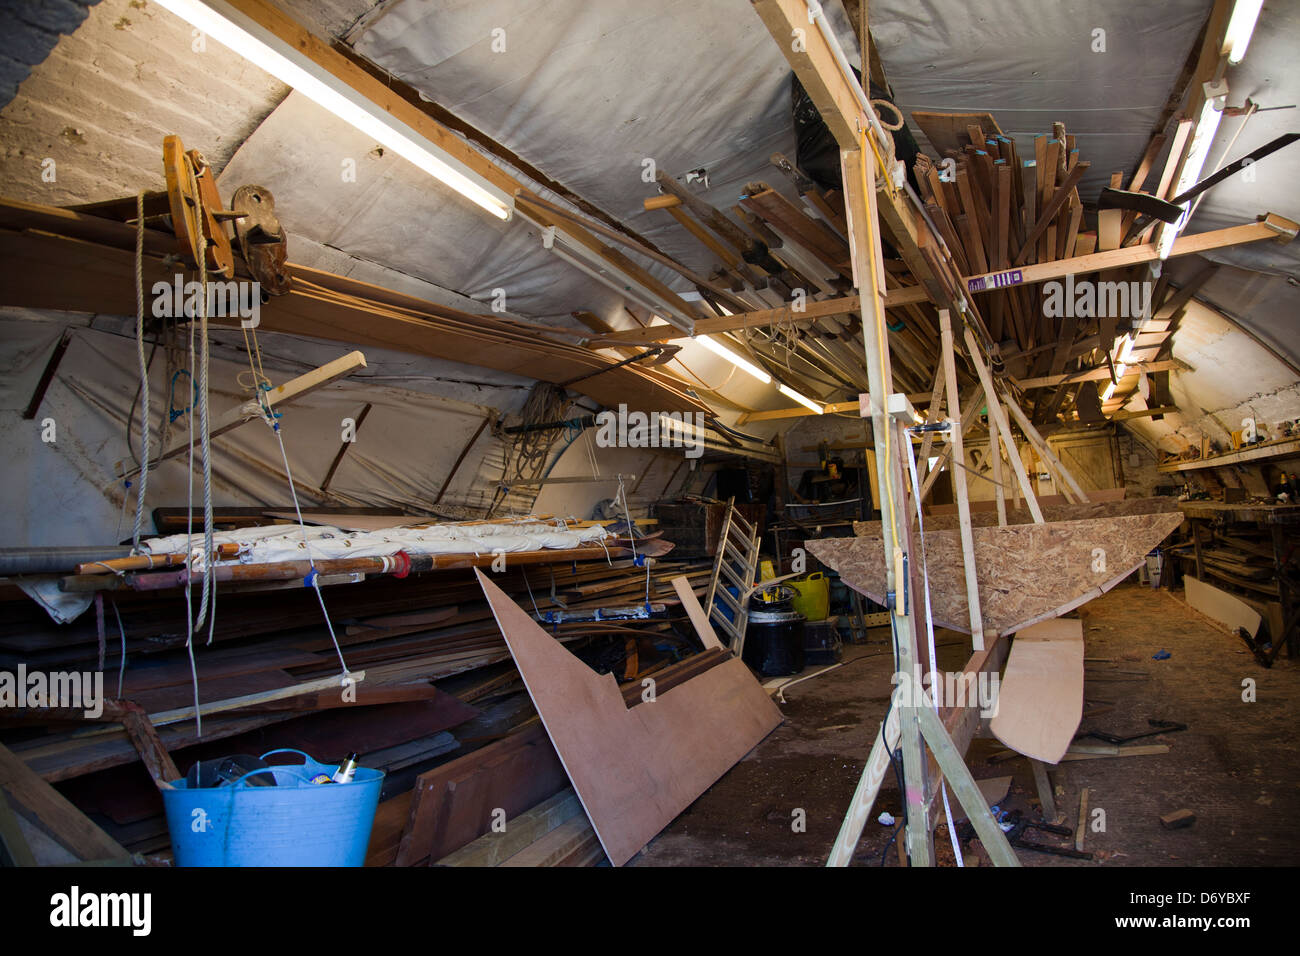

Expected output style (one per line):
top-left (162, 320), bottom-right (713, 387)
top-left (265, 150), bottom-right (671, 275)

top-left (475, 569), bottom-right (782, 866)
top-left (818, 511), bottom-right (1184, 635)
top-left (1184, 576), bottom-right (1262, 638)
top-left (990, 619), bottom-right (1084, 764)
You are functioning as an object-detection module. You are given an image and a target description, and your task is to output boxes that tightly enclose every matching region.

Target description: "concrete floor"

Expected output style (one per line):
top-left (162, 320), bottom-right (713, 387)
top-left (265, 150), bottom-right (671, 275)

top-left (630, 583), bottom-right (1300, 867)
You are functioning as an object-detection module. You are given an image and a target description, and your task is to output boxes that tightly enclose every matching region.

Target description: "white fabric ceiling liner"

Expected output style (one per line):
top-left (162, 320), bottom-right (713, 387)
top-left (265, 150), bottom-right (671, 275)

top-left (870, 0), bottom-right (1208, 200)
top-left (0, 308), bottom-right (548, 547)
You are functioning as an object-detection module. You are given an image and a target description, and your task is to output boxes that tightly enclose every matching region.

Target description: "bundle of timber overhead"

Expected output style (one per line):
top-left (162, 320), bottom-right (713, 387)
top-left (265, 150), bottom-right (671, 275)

top-left (0, 522), bottom-right (740, 865)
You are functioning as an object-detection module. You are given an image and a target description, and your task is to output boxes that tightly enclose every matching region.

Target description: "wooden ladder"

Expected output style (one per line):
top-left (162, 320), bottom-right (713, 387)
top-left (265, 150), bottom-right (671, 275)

top-left (702, 498), bottom-right (761, 658)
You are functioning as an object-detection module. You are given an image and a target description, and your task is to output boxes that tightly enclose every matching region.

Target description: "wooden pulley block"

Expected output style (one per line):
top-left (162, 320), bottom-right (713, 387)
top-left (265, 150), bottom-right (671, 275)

top-left (161, 134), bottom-right (235, 278)
top-left (231, 184), bottom-right (291, 296)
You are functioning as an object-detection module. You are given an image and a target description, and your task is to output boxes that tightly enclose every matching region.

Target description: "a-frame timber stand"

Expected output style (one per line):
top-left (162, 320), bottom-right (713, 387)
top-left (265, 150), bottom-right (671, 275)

top-left (752, 0), bottom-right (1020, 867)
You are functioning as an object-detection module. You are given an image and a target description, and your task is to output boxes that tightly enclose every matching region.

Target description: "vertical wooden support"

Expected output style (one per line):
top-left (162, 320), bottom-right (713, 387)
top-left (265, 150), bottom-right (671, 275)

top-left (1031, 758), bottom-right (1057, 823)
top-left (939, 310), bottom-right (985, 650)
top-left (1004, 398), bottom-right (1092, 504)
top-left (834, 143), bottom-right (933, 868)
top-left (987, 402), bottom-right (1008, 525)
top-left (915, 702), bottom-right (1020, 867)
top-left (963, 328), bottom-right (1045, 523)
top-left (916, 361), bottom-right (947, 484)
top-left (918, 385), bottom-right (984, 502)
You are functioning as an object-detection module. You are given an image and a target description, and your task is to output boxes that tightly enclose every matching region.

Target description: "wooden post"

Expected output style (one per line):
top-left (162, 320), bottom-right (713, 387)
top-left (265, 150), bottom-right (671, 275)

top-left (939, 309), bottom-right (986, 650)
top-left (836, 143), bottom-right (933, 868)
top-left (1004, 397), bottom-right (1092, 503)
top-left (963, 328), bottom-right (1044, 522)
top-left (987, 400), bottom-right (1008, 525)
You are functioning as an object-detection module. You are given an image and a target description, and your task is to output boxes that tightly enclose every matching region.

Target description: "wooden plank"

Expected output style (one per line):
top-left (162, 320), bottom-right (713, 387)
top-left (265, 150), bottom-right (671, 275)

top-left (963, 328), bottom-right (1045, 522)
top-left (939, 310), bottom-right (985, 650)
top-left (476, 569), bottom-right (782, 866)
top-left (672, 575), bottom-right (725, 650)
top-left (135, 351), bottom-right (366, 471)
top-left (989, 619), bottom-right (1084, 764)
top-left (434, 789), bottom-right (583, 867)
top-left (497, 813), bottom-right (599, 867)
top-left (1184, 575), bottom-right (1262, 637)
top-left (1076, 787), bottom-right (1090, 851)
top-left (0, 743), bottom-right (129, 862)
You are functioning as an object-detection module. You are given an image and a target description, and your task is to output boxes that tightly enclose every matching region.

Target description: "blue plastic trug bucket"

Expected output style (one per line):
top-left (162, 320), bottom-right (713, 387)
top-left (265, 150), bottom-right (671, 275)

top-left (162, 749), bottom-right (384, 867)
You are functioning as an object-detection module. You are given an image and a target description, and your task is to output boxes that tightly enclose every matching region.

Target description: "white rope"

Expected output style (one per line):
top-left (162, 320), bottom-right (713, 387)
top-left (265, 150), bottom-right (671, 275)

top-left (193, 224), bottom-right (217, 642)
top-left (131, 192), bottom-right (150, 553)
top-left (904, 426), bottom-right (964, 868)
top-left (183, 257), bottom-right (201, 736)
top-left (269, 415), bottom-right (352, 678)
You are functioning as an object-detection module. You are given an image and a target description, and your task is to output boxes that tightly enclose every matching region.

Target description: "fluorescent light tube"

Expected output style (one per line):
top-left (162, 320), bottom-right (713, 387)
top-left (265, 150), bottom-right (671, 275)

top-left (1223, 0), bottom-right (1264, 64)
top-left (153, 0), bottom-right (513, 220)
top-left (778, 383), bottom-right (823, 414)
top-left (695, 336), bottom-right (771, 384)
top-left (1101, 381), bottom-right (1118, 402)
top-left (1156, 96), bottom-right (1225, 258)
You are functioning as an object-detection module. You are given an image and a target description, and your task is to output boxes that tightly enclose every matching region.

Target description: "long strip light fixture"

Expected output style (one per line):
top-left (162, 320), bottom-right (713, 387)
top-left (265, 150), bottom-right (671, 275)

top-left (154, 0), bottom-right (514, 220)
top-left (698, 307), bottom-right (824, 413)
top-left (1156, 0), bottom-right (1263, 259)
top-left (1222, 0), bottom-right (1264, 64)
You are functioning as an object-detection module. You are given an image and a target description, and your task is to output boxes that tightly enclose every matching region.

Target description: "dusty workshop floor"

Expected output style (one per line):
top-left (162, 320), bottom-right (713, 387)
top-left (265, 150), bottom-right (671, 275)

top-left (629, 583), bottom-right (1300, 867)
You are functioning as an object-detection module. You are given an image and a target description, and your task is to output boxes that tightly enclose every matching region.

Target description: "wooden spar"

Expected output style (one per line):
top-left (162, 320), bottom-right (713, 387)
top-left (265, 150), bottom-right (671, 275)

top-left (963, 326), bottom-right (1045, 522)
top-left (918, 385), bottom-right (984, 502)
top-left (147, 672), bottom-right (367, 728)
top-left (118, 542), bottom-right (627, 590)
top-left (939, 310), bottom-right (985, 650)
top-left (514, 192), bottom-right (752, 313)
top-left (320, 402), bottom-right (372, 495)
top-left (987, 399), bottom-right (1008, 526)
top-left (434, 413), bottom-right (493, 505)
top-left (117, 351), bottom-right (367, 477)
top-left (1004, 396), bottom-right (1091, 504)
top-left (76, 542), bottom-right (241, 575)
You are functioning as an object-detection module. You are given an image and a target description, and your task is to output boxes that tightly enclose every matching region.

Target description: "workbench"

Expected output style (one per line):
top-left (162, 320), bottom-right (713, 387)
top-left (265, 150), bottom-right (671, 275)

top-left (1176, 500), bottom-right (1300, 659)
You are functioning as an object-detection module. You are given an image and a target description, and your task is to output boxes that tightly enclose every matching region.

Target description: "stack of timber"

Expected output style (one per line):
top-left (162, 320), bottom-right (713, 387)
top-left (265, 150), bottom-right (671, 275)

top-left (912, 117), bottom-right (1186, 424)
top-left (1, 534), bottom-right (719, 864)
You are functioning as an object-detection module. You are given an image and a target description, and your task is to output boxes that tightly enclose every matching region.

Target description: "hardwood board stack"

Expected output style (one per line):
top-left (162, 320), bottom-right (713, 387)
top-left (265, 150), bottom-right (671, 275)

top-left (914, 120), bottom-right (1092, 365)
top-left (1, 544), bottom-right (715, 862)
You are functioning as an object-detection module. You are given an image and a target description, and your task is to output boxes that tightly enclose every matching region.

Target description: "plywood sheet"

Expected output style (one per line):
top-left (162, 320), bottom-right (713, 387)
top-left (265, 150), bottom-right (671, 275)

top-left (815, 512), bottom-right (1184, 635)
top-left (476, 570), bottom-right (782, 866)
top-left (990, 618), bottom-right (1084, 764)
top-left (1184, 576), bottom-right (1262, 637)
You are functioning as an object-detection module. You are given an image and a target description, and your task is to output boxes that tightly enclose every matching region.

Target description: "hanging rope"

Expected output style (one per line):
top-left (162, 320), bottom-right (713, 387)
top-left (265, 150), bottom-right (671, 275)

top-left (903, 424), bottom-right (964, 868)
top-left (131, 192), bottom-right (151, 553)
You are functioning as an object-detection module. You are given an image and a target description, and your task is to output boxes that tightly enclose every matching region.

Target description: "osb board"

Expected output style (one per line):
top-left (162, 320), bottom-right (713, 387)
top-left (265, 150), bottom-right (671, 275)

top-left (1184, 576), bottom-right (1262, 638)
top-left (989, 618), bottom-right (1083, 764)
top-left (476, 570), bottom-right (782, 867)
top-left (815, 512), bottom-right (1184, 635)
top-left (914, 497), bottom-right (1182, 532)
